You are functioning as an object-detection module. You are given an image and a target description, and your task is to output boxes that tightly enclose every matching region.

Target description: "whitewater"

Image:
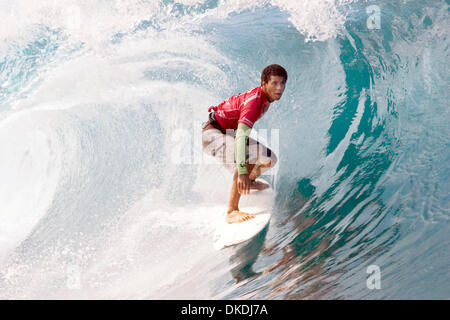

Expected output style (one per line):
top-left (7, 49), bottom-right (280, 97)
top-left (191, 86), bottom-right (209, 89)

top-left (0, 0), bottom-right (449, 299)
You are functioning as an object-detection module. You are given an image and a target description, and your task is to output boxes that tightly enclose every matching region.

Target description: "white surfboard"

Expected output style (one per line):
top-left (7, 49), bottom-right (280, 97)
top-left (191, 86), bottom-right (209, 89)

top-left (213, 182), bottom-right (274, 250)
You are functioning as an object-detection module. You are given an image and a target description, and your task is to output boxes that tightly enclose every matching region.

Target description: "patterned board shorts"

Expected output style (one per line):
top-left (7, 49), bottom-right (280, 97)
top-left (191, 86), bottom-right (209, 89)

top-left (201, 113), bottom-right (277, 174)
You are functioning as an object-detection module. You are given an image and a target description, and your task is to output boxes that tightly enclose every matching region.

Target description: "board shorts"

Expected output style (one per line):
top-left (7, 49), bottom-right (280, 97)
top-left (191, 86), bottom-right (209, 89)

top-left (201, 112), bottom-right (277, 174)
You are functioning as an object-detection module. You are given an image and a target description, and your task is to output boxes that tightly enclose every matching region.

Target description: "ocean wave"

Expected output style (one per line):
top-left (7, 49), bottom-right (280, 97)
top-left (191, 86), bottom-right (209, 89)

top-left (0, 0), bottom-right (448, 299)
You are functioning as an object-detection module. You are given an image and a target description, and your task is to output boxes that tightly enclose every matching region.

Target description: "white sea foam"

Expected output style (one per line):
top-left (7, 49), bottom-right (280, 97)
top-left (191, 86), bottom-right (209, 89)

top-left (0, 0), bottom-right (354, 49)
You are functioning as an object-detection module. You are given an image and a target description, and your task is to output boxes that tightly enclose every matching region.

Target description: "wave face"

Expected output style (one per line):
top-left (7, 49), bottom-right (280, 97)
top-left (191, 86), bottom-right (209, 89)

top-left (0, 0), bottom-right (448, 299)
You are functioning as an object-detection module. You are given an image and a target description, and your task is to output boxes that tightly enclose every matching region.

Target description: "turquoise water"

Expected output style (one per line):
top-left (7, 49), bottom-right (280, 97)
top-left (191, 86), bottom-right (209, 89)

top-left (0, 0), bottom-right (448, 299)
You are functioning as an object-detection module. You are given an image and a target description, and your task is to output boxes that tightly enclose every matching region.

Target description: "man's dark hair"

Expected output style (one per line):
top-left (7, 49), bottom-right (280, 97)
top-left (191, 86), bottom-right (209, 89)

top-left (261, 64), bottom-right (288, 84)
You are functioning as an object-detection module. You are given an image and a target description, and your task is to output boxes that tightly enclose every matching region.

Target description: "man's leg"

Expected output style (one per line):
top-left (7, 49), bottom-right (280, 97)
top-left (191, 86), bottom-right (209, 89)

top-left (226, 161), bottom-right (274, 223)
top-left (248, 161), bottom-right (271, 190)
top-left (209, 128), bottom-right (277, 223)
top-left (247, 137), bottom-right (277, 188)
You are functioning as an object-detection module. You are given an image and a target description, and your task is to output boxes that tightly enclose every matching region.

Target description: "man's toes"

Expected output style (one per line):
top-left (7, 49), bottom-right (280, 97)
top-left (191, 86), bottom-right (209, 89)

top-left (244, 214), bottom-right (254, 221)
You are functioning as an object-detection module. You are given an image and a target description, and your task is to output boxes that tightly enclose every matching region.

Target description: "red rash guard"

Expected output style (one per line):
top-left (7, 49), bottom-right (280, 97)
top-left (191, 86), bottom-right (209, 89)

top-left (208, 86), bottom-right (271, 130)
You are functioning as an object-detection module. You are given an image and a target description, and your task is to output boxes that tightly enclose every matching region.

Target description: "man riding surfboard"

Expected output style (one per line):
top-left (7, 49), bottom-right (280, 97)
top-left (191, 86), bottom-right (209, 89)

top-left (202, 64), bottom-right (288, 224)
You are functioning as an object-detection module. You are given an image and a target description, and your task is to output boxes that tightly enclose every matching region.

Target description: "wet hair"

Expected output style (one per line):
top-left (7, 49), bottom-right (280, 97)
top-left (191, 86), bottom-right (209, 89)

top-left (261, 64), bottom-right (288, 84)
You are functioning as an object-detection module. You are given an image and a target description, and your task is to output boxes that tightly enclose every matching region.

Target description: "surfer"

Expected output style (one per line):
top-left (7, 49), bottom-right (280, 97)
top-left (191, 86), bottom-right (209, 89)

top-left (202, 64), bottom-right (287, 223)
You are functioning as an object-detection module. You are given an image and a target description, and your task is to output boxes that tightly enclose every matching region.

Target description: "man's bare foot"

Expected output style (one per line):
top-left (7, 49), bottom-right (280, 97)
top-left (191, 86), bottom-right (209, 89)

top-left (249, 180), bottom-right (270, 190)
top-left (226, 210), bottom-right (256, 224)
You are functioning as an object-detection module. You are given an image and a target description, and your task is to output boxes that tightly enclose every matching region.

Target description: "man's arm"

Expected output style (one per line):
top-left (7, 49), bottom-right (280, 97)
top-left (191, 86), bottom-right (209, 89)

top-left (235, 122), bottom-right (251, 175)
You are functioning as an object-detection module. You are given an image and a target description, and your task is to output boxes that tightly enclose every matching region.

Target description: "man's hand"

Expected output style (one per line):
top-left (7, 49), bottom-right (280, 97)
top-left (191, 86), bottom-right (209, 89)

top-left (237, 173), bottom-right (251, 195)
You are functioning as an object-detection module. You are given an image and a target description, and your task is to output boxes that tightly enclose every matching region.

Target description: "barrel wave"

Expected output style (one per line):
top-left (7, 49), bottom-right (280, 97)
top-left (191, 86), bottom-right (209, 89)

top-left (0, 0), bottom-right (448, 299)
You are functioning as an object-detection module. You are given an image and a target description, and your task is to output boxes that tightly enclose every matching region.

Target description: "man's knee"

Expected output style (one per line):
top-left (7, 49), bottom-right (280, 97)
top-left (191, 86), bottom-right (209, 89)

top-left (270, 154), bottom-right (277, 167)
top-left (261, 151), bottom-right (277, 168)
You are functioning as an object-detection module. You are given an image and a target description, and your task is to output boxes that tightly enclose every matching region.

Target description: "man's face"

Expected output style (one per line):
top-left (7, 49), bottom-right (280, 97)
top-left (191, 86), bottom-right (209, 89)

top-left (262, 75), bottom-right (286, 102)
